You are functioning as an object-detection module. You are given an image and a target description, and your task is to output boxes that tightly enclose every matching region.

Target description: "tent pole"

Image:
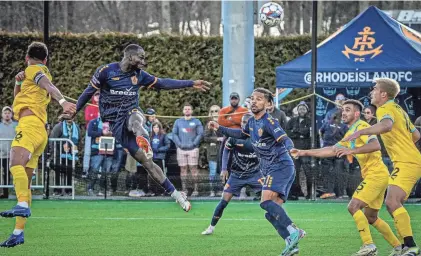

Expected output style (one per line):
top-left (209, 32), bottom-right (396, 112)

top-left (310, 0), bottom-right (318, 201)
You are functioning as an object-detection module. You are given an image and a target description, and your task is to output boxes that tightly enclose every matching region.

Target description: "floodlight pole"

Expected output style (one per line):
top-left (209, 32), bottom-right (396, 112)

top-left (43, 0), bottom-right (51, 200)
top-left (310, 0), bottom-right (318, 201)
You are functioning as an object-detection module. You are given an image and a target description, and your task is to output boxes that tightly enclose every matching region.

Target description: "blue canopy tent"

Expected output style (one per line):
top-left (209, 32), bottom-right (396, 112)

top-left (276, 6), bottom-right (421, 126)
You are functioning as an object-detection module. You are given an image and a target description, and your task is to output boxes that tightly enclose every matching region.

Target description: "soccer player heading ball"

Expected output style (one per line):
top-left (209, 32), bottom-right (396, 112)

top-left (71, 44), bottom-right (211, 211)
top-left (208, 88), bottom-right (306, 256)
top-left (1, 42), bottom-right (77, 247)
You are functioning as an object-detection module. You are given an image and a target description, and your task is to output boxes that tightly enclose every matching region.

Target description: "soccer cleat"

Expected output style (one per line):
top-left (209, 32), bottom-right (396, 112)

top-left (0, 232), bottom-right (24, 248)
top-left (401, 247), bottom-right (420, 256)
top-left (0, 205), bottom-right (31, 218)
top-left (280, 245), bottom-right (299, 256)
top-left (388, 246), bottom-right (402, 256)
top-left (352, 244), bottom-right (378, 256)
top-left (281, 228), bottom-right (306, 256)
top-left (171, 191), bottom-right (191, 212)
top-left (201, 225), bottom-right (214, 235)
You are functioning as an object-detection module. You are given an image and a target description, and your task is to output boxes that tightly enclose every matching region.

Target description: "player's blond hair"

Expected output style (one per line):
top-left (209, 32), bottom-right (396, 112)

top-left (374, 78), bottom-right (400, 99)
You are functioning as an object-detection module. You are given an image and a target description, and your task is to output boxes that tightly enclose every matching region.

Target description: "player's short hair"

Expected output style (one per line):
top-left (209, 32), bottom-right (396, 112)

top-left (27, 42), bottom-right (48, 61)
top-left (343, 99), bottom-right (364, 112)
top-left (123, 44), bottom-right (144, 57)
top-left (183, 103), bottom-right (193, 109)
top-left (253, 88), bottom-right (274, 103)
top-left (374, 78), bottom-right (400, 99)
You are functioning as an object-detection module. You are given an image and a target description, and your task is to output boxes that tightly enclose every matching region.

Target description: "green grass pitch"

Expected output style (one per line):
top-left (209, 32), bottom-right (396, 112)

top-left (0, 200), bottom-right (419, 255)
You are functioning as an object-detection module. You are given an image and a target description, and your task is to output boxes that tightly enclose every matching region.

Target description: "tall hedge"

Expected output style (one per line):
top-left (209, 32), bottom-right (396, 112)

top-left (0, 33), bottom-right (319, 126)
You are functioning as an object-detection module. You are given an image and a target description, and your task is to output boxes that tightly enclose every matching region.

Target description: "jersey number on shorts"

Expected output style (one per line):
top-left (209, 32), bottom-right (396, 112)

top-left (263, 175), bottom-right (273, 188)
top-left (390, 167), bottom-right (400, 180)
top-left (355, 181), bottom-right (367, 194)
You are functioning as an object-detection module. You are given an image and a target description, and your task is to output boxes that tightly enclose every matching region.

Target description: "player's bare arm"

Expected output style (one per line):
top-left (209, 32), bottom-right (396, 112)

top-left (290, 146), bottom-right (336, 159)
top-left (335, 139), bottom-right (381, 158)
top-left (14, 71), bottom-right (25, 97)
top-left (37, 76), bottom-right (76, 114)
top-left (412, 129), bottom-right (421, 143)
top-left (343, 119), bottom-right (393, 142)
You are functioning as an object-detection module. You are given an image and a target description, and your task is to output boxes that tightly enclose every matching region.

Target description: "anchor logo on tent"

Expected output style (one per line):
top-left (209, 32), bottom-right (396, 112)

top-left (342, 27), bottom-right (383, 62)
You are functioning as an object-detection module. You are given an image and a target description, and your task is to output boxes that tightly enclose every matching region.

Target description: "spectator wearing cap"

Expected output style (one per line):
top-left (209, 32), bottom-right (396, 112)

top-left (0, 106), bottom-right (18, 199)
top-left (217, 92), bottom-right (248, 129)
top-left (145, 108), bottom-right (158, 133)
top-left (285, 102), bottom-right (312, 198)
top-left (324, 93), bottom-right (346, 123)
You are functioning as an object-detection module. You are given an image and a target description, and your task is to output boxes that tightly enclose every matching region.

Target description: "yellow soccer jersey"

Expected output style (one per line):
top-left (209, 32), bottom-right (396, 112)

top-left (336, 120), bottom-right (389, 179)
top-left (376, 100), bottom-right (421, 165)
top-left (13, 64), bottom-right (52, 124)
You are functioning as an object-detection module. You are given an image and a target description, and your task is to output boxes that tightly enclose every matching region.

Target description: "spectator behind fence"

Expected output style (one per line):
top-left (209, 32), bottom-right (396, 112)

top-left (0, 106), bottom-right (18, 199)
top-left (267, 102), bottom-right (288, 128)
top-left (150, 121), bottom-right (170, 195)
top-left (86, 116), bottom-right (115, 196)
top-left (204, 105), bottom-right (223, 197)
top-left (324, 93), bottom-right (345, 123)
top-left (145, 108), bottom-right (158, 134)
top-left (172, 103), bottom-right (203, 196)
top-left (319, 110), bottom-right (348, 199)
top-left (84, 91), bottom-right (100, 127)
top-left (285, 101), bottom-right (311, 198)
top-left (217, 92), bottom-right (248, 129)
top-left (49, 117), bottom-right (81, 196)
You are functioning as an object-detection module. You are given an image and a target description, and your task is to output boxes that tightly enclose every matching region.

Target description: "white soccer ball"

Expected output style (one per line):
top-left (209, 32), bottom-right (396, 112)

top-left (259, 2), bottom-right (284, 27)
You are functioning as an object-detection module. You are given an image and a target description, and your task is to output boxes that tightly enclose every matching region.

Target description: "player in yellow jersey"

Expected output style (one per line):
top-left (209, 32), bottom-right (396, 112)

top-left (344, 78), bottom-right (421, 256)
top-left (291, 100), bottom-right (402, 256)
top-left (0, 42), bottom-right (76, 248)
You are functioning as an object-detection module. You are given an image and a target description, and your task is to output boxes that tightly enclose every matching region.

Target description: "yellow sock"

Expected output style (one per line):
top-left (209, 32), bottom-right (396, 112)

top-left (10, 165), bottom-right (29, 203)
top-left (372, 218), bottom-right (401, 248)
top-left (392, 207), bottom-right (413, 238)
top-left (15, 190), bottom-right (31, 230)
top-left (394, 222), bottom-right (404, 244)
top-left (353, 210), bottom-right (373, 245)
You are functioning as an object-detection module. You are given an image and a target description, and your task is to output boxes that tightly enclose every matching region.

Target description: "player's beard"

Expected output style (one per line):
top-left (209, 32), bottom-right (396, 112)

top-left (251, 106), bottom-right (265, 114)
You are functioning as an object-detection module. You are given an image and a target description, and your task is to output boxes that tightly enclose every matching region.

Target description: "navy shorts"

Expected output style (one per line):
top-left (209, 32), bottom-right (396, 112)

top-left (224, 172), bottom-right (264, 196)
top-left (262, 162), bottom-right (295, 202)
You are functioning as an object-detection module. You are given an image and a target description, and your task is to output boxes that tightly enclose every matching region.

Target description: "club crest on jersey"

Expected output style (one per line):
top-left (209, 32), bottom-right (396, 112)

top-left (258, 128), bottom-right (263, 137)
top-left (131, 76), bottom-right (138, 85)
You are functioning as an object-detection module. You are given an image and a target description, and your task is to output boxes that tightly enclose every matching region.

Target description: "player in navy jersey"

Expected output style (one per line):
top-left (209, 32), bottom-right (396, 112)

top-left (201, 113), bottom-right (263, 235)
top-left (208, 88), bottom-right (306, 256)
top-left (69, 44), bottom-right (210, 212)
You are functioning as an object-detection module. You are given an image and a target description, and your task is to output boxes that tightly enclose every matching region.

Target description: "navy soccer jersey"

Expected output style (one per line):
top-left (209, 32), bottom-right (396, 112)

top-left (224, 137), bottom-right (260, 178)
top-left (76, 62), bottom-right (194, 145)
top-left (242, 113), bottom-right (294, 169)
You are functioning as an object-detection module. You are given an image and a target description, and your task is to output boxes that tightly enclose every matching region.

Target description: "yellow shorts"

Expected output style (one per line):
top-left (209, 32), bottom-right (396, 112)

top-left (389, 162), bottom-right (421, 200)
top-left (352, 175), bottom-right (388, 210)
top-left (11, 115), bottom-right (48, 169)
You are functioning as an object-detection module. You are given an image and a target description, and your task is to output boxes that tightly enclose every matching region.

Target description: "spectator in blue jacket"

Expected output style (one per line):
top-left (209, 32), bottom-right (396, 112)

top-left (172, 104), bottom-right (204, 196)
top-left (87, 116), bottom-right (121, 196)
top-left (148, 121), bottom-right (170, 195)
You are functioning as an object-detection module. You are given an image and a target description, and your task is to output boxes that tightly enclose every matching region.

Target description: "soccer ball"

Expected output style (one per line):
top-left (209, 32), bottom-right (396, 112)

top-left (259, 2), bottom-right (284, 27)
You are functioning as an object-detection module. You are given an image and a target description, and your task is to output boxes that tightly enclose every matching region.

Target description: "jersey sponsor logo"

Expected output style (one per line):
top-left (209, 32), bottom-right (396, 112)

top-left (131, 76), bottom-right (138, 85)
top-left (110, 87), bottom-right (137, 96)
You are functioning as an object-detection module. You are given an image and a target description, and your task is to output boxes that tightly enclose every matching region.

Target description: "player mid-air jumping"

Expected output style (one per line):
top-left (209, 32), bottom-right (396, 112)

top-left (70, 44), bottom-right (211, 212)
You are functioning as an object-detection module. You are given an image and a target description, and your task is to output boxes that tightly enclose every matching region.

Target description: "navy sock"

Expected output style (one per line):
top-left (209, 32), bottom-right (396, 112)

top-left (265, 212), bottom-right (290, 239)
top-left (260, 200), bottom-right (293, 227)
top-left (161, 178), bottom-right (176, 194)
top-left (211, 200), bottom-right (229, 226)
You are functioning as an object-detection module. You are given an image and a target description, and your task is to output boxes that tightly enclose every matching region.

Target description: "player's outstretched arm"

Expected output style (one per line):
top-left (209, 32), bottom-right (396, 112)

top-left (37, 76), bottom-right (76, 114)
top-left (208, 121), bottom-right (248, 139)
top-left (152, 77), bottom-right (211, 92)
top-left (343, 119), bottom-right (393, 142)
top-left (291, 147), bottom-right (337, 159)
top-left (336, 139), bottom-right (381, 157)
top-left (75, 85), bottom-right (97, 113)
